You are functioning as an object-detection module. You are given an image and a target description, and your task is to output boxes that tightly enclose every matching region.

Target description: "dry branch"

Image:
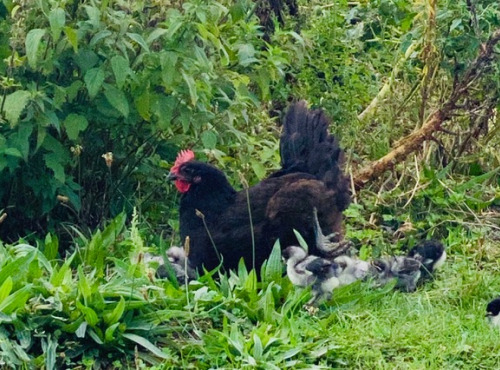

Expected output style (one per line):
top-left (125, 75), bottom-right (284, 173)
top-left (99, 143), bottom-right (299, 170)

top-left (353, 28), bottom-right (500, 189)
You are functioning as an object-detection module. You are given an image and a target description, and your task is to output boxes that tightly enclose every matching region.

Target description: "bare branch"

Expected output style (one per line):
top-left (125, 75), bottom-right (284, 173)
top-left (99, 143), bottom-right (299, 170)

top-left (353, 29), bottom-right (500, 189)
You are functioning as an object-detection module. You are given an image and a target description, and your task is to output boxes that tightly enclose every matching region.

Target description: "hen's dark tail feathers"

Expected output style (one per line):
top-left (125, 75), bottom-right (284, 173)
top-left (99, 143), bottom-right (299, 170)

top-left (277, 100), bottom-right (351, 211)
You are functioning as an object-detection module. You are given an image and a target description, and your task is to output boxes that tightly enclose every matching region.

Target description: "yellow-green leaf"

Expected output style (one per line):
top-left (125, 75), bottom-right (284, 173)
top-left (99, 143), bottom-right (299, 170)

top-left (104, 296), bottom-right (125, 325)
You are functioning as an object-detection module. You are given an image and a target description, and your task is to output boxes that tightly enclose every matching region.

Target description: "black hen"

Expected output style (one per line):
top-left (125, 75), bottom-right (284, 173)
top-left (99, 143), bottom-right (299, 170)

top-left (168, 101), bottom-right (350, 273)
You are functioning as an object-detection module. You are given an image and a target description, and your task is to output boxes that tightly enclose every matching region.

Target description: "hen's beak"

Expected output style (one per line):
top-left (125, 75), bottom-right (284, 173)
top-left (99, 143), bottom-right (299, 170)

top-left (166, 172), bottom-right (178, 181)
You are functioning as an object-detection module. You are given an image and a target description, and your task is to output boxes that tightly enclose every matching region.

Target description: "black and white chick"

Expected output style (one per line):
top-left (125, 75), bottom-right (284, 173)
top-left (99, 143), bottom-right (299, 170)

top-left (371, 256), bottom-right (422, 292)
top-left (408, 239), bottom-right (446, 279)
top-left (157, 246), bottom-right (196, 284)
top-left (282, 246), bottom-right (320, 287)
top-left (333, 255), bottom-right (371, 287)
top-left (305, 258), bottom-right (340, 306)
top-left (486, 298), bottom-right (500, 327)
top-left (312, 207), bottom-right (352, 259)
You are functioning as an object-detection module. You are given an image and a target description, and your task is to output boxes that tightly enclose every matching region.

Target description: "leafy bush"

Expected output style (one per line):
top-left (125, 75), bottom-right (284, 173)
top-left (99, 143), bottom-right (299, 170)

top-left (0, 0), bottom-right (304, 240)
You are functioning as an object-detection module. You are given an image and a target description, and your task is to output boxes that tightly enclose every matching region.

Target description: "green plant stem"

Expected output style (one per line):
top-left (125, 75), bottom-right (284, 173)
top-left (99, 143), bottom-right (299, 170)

top-left (196, 210), bottom-right (222, 264)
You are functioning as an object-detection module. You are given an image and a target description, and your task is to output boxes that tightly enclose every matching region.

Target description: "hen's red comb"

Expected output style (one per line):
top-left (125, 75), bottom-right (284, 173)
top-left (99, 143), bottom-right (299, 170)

top-left (171, 149), bottom-right (195, 173)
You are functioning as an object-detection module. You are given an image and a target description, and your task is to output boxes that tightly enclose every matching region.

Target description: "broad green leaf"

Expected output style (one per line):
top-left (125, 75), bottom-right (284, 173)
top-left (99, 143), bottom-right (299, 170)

top-left (165, 13), bottom-right (183, 39)
top-left (135, 90), bottom-right (151, 120)
top-left (77, 266), bottom-right (91, 302)
top-left (44, 233), bottom-right (58, 261)
top-left (359, 245), bottom-right (371, 260)
top-left (455, 168), bottom-right (500, 192)
top-left (84, 67), bottom-right (105, 99)
top-left (74, 320), bottom-right (87, 337)
top-left (253, 333), bottom-right (263, 361)
top-left (237, 258), bottom-right (248, 282)
top-left (64, 27), bottom-right (78, 52)
top-left (110, 55), bottom-right (129, 89)
top-left (146, 28), bottom-right (168, 44)
top-left (160, 51), bottom-right (179, 87)
top-left (66, 81), bottom-right (83, 102)
top-left (450, 19), bottom-right (462, 32)
top-left (10, 122), bottom-right (33, 161)
top-left (25, 29), bottom-right (46, 68)
top-left (64, 113), bottom-right (88, 141)
top-left (104, 322), bottom-right (120, 342)
top-left (126, 33), bottom-right (149, 52)
top-left (88, 328), bottom-right (104, 344)
top-left (256, 68), bottom-right (270, 100)
top-left (11, 244), bottom-right (52, 275)
top-left (44, 153), bottom-right (65, 183)
top-left (4, 148), bottom-right (22, 158)
top-left (104, 296), bottom-right (125, 325)
top-left (0, 277), bottom-right (13, 303)
top-left (3, 90), bottom-right (31, 126)
top-left (260, 284), bottom-right (276, 322)
top-left (201, 131), bottom-right (217, 149)
top-left (101, 213), bottom-right (126, 249)
top-left (245, 270), bottom-right (258, 297)
top-left (85, 230), bottom-right (105, 272)
top-left (154, 95), bottom-right (176, 130)
top-left (229, 1), bottom-right (245, 22)
top-left (36, 126), bottom-right (47, 153)
top-left (122, 333), bottom-right (169, 359)
top-left (251, 160), bottom-right (266, 180)
top-left (181, 71), bottom-right (197, 106)
top-left (238, 44), bottom-right (257, 67)
top-left (50, 253), bottom-right (75, 287)
top-left (42, 336), bottom-right (57, 370)
top-left (293, 229), bottom-right (309, 253)
top-left (263, 239), bottom-right (282, 284)
top-left (0, 285), bottom-right (31, 314)
top-left (104, 85), bottom-right (129, 117)
top-left (84, 6), bottom-right (101, 28)
top-left (76, 301), bottom-right (99, 327)
top-left (0, 252), bottom-right (35, 285)
top-left (48, 8), bottom-right (65, 41)
top-left (89, 30), bottom-right (112, 47)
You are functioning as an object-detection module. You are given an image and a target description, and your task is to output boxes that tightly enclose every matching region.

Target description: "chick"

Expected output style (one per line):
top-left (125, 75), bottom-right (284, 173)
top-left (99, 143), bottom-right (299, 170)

top-left (282, 246), bottom-right (319, 287)
top-left (333, 255), bottom-right (371, 287)
top-left (371, 256), bottom-right (422, 292)
top-left (143, 253), bottom-right (165, 265)
top-left (408, 240), bottom-right (446, 278)
top-left (157, 246), bottom-right (196, 284)
top-left (312, 207), bottom-right (352, 259)
top-left (305, 258), bottom-right (340, 305)
top-left (167, 246), bottom-right (188, 265)
top-left (486, 298), bottom-right (500, 327)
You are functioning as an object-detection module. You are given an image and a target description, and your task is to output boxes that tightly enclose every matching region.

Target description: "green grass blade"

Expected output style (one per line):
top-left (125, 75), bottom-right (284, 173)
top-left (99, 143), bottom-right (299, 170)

top-left (122, 333), bottom-right (169, 359)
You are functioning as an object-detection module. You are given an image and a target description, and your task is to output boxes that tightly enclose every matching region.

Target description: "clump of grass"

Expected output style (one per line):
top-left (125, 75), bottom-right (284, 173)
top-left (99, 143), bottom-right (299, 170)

top-left (2, 174), bottom-right (499, 368)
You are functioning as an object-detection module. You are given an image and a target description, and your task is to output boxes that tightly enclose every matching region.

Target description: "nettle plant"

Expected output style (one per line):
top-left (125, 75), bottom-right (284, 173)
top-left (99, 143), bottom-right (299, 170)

top-left (0, 0), bottom-right (304, 240)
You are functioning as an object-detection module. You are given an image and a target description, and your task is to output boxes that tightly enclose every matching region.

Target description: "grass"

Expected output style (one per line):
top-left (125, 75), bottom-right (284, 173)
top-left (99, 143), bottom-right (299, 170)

top-left (1, 178), bottom-right (499, 369)
top-left (155, 221), bottom-right (500, 369)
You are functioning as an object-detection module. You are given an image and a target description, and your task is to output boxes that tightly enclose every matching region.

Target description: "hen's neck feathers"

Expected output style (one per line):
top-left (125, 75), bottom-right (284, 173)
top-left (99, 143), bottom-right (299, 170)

top-left (179, 163), bottom-right (236, 217)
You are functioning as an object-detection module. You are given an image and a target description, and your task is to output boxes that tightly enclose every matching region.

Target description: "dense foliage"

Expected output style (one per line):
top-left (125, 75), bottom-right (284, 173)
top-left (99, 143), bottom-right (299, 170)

top-left (0, 0), bottom-right (303, 239)
top-left (0, 0), bottom-right (499, 367)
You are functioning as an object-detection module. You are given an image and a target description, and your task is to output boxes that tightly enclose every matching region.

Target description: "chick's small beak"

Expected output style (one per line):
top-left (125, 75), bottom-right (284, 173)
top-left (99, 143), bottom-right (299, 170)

top-left (167, 172), bottom-right (178, 181)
